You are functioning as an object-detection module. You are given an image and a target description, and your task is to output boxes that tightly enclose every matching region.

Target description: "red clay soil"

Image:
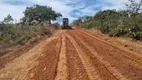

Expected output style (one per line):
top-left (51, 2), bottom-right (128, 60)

top-left (0, 35), bottom-right (48, 69)
top-left (0, 28), bottom-right (142, 80)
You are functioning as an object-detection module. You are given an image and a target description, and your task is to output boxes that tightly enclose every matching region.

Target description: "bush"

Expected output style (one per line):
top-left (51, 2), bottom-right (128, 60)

top-left (0, 22), bottom-right (58, 46)
top-left (73, 10), bottom-right (142, 41)
top-left (134, 32), bottom-right (142, 40)
top-left (109, 24), bottom-right (128, 37)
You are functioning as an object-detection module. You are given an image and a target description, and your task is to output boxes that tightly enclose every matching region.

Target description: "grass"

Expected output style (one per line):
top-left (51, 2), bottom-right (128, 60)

top-left (0, 22), bottom-right (59, 54)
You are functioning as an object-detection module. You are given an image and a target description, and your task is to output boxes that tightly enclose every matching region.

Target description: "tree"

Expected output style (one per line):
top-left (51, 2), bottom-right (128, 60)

top-left (72, 17), bottom-right (83, 26)
top-left (126, 0), bottom-right (142, 14)
top-left (3, 14), bottom-right (13, 24)
top-left (23, 4), bottom-right (62, 24)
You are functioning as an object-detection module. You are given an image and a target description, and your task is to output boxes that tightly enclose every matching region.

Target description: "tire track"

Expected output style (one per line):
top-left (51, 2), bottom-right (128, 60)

top-left (69, 30), bottom-right (127, 80)
top-left (77, 30), bottom-right (142, 69)
top-left (30, 37), bottom-right (61, 80)
top-left (74, 29), bottom-right (142, 79)
top-left (66, 36), bottom-right (89, 80)
top-left (0, 36), bottom-right (59, 80)
top-left (55, 34), bottom-right (68, 80)
top-left (66, 34), bottom-right (103, 80)
top-left (79, 29), bottom-right (142, 64)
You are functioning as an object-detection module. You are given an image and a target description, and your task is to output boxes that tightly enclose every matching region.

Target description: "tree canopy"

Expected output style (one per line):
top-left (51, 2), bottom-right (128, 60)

top-left (126, 0), bottom-right (142, 14)
top-left (21, 4), bottom-right (62, 24)
top-left (3, 14), bottom-right (13, 24)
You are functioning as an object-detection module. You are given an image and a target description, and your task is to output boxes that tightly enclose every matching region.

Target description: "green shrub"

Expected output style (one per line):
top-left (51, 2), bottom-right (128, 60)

top-left (0, 22), bottom-right (57, 46)
top-left (73, 10), bottom-right (142, 41)
top-left (134, 32), bottom-right (142, 40)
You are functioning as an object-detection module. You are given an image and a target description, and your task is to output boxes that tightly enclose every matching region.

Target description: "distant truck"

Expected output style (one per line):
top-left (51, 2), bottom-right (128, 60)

top-left (61, 18), bottom-right (72, 29)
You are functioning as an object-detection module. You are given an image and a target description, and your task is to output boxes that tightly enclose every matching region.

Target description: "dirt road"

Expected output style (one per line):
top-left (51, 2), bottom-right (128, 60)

top-left (0, 28), bottom-right (142, 80)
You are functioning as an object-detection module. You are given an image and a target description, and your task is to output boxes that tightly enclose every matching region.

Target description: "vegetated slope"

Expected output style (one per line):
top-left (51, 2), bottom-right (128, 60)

top-left (0, 28), bottom-right (142, 80)
top-left (73, 0), bottom-right (142, 41)
top-left (0, 4), bottom-right (62, 54)
top-left (0, 23), bottom-right (54, 51)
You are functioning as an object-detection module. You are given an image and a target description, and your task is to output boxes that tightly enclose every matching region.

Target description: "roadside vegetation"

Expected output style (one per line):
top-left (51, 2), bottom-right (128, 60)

top-left (73, 0), bottom-right (142, 41)
top-left (0, 4), bottom-right (62, 53)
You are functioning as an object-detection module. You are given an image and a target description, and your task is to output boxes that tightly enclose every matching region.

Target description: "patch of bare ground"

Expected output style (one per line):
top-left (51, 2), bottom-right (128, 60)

top-left (84, 28), bottom-right (142, 54)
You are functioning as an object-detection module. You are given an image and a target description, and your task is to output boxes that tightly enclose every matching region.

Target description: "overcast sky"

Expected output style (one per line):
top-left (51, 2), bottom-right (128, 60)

top-left (0, 0), bottom-right (137, 23)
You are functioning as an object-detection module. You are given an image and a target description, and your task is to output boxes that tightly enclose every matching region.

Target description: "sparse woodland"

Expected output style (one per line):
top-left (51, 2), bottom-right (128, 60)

top-left (73, 0), bottom-right (142, 40)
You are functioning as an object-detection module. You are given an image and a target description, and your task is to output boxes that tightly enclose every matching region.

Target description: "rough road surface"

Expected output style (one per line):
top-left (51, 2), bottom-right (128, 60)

top-left (0, 28), bottom-right (142, 80)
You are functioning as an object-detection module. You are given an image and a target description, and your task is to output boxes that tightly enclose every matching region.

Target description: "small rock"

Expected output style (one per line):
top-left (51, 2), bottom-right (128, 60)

top-left (124, 45), bottom-right (128, 47)
top-left (43, 67), bottom-right (46, 71)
